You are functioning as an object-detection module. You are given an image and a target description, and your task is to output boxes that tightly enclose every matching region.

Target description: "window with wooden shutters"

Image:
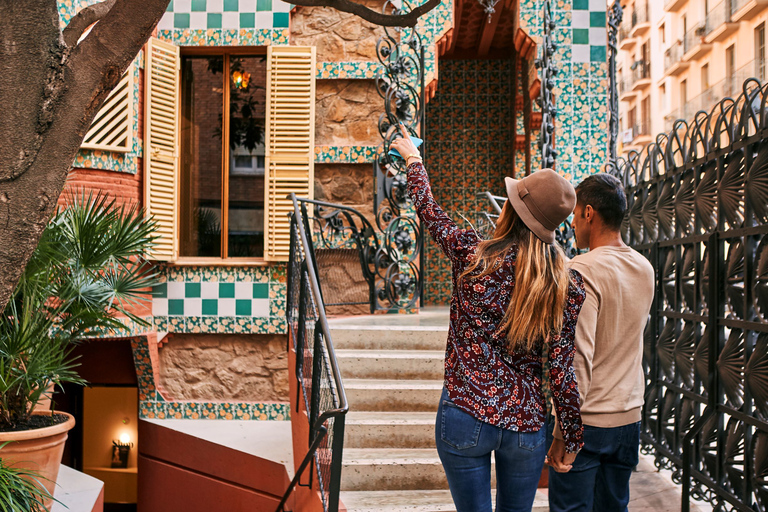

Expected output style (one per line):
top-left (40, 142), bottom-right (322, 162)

top-left (81, 65), bottom-right (135, 152)
top-left (264, 46), bottom-right (316, 262)
top-left (144, 37), bottom-right (180, 261)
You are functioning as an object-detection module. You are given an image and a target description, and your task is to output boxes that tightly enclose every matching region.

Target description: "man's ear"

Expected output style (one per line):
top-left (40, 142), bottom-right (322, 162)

top-left (585, 205), bottom-right (594, 223)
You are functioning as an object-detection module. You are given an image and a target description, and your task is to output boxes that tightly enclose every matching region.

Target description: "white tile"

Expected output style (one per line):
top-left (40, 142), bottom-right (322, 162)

top-left (235, 282), bottom-right (252, 299)
top-left (252, 299), bottom-right (270, 317)
top-left (219, 298), bottom-right (236, 316)
top-left (157, 12), bottom-right (175, 30)
top-left (153, 299), bottom-right (168, 316)
top-left (208, 0), bottom-right (224, 11)
top-left (255, 12), bottom-right (272, 29)
top-left (189, 12), bottom-right (207, 29)
top-left (273, 0), bottom-right (292, 12)
top-left (572, 11), bottom-right (590, 29)
top-left (186, 298), bottom-right (202, 317)
top-left (222, 12), bottom-right (239, 28)
top-left (167, 282), bottom-right (185, 299)
top-left (240, 0), bottom-right (257, 11)
top-left (589, 0), bottom-right (604, 11)
top-left (590, 27), bottom-right (606, 45)
top-left (175, 0), bottom-right (192, 12)
top-left (201, 282), bottom-right (219, 299)
top-left (572, 44), bottom-right (591, 63)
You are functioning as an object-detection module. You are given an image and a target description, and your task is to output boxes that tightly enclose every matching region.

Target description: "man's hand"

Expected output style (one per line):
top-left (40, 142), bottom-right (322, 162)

top-left (545, 438), bottom-right (577, 473)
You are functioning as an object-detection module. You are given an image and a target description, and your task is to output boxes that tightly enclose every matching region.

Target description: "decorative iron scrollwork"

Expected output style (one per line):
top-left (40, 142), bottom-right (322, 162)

top-left (607, 1), bottom-right (623, 172)
top-left (536, 0), bottom-right (558, 169)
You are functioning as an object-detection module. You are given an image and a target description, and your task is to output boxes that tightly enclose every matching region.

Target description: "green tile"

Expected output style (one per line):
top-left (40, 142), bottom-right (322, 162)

top-left (168, 299), bottom-right (184, 316)
top-left (208, 13), bottom-right (222, 28)
top-left (273, 12), bottom-right (289, 28)
top-left (185, 282), bottom-right (201, 298)
top-left (253, 283), bottom-right (269, 299)
top-left (257, 0), bottom-right (272, 11)
top-left (573, 0), bottom-right (589, 9)
top-left (191, 0), bottom-right (206, 11)
top-left (168, 0), bottom-right (174, 9)
top-left (240, 12), bottom-right (255, 28)
top-left (202, 299), bottom-right (218, 316)
top-left (220, 283), bottom-right (235, 298)
top-left (152, 283), bottom-right (167, 298)
top-left (590, 45), bottom-right (607, 62)
top-left (573, 28), bottom-right (589, 45)
top-left (224, 0), bottom-right (239, 10)
top-left (235, 299), bottom-right (252, 316)
top-left (174, 13), bottom-right (190, 29)
top-left (590, 12), bottom-right (606, 28)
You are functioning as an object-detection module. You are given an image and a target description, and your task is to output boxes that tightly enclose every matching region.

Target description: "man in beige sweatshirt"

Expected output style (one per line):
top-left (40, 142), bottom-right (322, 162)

top-left (547, 173), bottom-right (655, 512)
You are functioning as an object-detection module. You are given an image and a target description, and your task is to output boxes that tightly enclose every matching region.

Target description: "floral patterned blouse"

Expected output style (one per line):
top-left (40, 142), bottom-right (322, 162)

top-left (407, 161), bottom-right (586, 453)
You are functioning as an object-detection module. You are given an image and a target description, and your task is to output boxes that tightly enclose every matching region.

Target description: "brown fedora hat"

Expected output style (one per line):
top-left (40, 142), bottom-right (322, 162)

top-left (504, 169), bottom-right (576, 244)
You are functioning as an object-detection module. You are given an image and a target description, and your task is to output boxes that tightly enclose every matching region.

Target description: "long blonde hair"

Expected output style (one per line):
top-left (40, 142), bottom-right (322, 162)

top-left (461, 203), bottom-right (572, 352)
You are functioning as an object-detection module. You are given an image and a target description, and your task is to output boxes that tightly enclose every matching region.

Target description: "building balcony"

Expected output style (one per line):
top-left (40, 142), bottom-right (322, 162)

top-left (629, 122), bottom-right (653, 146)
top-left (683, 24), bottom-right (714, 60)
top-left (629, 3), bottom-right (651, 38)
top-left (730, 0), bottom-right (768, 22)
top-left (631, 62), bottom-right (652, 91)
top-left (664, 0), bottom-right (687, 13)
top-left (619, 77), bottom-right (640, 100)
top-left (619, 23), bottom-right (637, 50)
top-left (704, 0), bottom-right (740, 43)
top-left (664, 43), bottom-right (690, 76)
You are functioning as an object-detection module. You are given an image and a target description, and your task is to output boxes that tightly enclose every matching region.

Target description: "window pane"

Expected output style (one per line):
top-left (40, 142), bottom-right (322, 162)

top-left (227, 55), bottom-right (267, 258)
top-left (179, 56), bottom-right (224, 257)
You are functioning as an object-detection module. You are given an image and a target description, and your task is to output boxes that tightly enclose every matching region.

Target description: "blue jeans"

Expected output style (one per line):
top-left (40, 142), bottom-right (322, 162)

top-left (548, 422), bottom-right (641, 512)
top-left (435, 389), bottom-right (546, 512)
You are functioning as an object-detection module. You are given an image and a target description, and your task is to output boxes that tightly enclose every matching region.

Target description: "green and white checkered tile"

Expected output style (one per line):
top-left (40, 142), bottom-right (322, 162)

top-left (572, 0), bottom-right (607, 63)
top-left (153, 281), bottom-right (270, 318)
top-left (157, 0), bottom-right (292, 31)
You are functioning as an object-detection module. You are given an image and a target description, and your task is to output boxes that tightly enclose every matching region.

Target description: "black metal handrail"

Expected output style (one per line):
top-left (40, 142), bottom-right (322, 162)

top-left (276, 194), bottom-right (349, 512)
top-left (615, 77), bottom-right (768, 512)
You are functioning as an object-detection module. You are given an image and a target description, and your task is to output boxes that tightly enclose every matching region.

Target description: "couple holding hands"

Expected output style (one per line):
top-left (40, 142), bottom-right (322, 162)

top-left (390, 125), bottom-right (654, 512)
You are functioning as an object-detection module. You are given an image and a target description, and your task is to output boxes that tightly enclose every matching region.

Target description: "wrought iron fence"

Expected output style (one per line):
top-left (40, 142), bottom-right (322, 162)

top-left (276, 195), bottom-right (348, 512)
top-left (616, 77), bottom-right (768, 512)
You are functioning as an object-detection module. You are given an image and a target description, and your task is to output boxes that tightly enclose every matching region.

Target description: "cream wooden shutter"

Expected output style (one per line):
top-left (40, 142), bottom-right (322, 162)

top-left (144, 38), bottom-right (180, 261)
top-left (264, 46), bottom-right (316, 262)
top-left (81, 65), bottom-right (135, 152)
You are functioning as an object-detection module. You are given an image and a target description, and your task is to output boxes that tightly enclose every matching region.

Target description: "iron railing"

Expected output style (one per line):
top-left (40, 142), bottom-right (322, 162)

top-left (664, 42), bottom-right (685, 71)
top-left (276, 194), bottom-right (348, 512)
top-left (615, 77), bottom-right (768, 512)
top-left (704, 0), bottom-right (733, 36)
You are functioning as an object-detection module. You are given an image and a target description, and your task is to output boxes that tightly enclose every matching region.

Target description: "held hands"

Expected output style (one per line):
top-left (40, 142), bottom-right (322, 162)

top-left (545, 438), bottom-right (576, 473)
top-left (389, 123), bottom-right (422, 166)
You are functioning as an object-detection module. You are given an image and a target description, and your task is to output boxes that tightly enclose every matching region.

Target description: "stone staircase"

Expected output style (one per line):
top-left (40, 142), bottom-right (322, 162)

top-left (329, 311), bottom-right (548, 512)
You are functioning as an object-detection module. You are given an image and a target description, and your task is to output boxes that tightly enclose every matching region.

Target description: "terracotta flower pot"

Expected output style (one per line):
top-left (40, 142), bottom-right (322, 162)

top-left (0, 411), bottom-right (76, 510)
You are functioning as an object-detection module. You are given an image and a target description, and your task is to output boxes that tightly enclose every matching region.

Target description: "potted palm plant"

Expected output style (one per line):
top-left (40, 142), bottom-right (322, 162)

top-left (0, 448), bottom-right (55, 512)
top-left (0, 192), bottom-right (159, 509)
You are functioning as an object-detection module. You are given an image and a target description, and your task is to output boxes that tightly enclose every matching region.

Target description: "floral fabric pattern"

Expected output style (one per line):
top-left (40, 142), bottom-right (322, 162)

top-left (407, 161), bottom-right (586, 453)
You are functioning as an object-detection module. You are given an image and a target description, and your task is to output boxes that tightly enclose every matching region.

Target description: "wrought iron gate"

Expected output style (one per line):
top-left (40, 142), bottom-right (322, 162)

top-left (618, 78), bottom-right (768, 512)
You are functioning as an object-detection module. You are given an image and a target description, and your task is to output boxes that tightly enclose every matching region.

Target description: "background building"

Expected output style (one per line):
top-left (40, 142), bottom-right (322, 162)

top-left (618, 0), bottom-right (768, 157)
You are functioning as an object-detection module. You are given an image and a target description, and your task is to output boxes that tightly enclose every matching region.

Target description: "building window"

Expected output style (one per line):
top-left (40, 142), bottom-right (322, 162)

top-left (757, 23), bottom-right (766, 81)
top-left (681, 79), bottom-right (688, 117)
top-left (179, 53), bottom-right (267, 259)
top-left (701, 63), bottom-right (709, 91)
top-left (659, 23), bottom-right (666, 45)
top-left (726, 44), bottom-right (736, 95)
top-left (660, 83), bottom-right (667, 111)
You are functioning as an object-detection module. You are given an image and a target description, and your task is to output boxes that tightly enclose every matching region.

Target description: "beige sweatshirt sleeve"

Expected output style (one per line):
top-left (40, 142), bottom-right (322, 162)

top-left (554, 264), bottom-right (599, 440)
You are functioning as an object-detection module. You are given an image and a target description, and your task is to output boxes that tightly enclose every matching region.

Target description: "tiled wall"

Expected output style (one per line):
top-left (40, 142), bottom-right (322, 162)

top-left (519, 0), bottom-right (609, 182)
top-left (424, 59), bottom-right (516, 305)
top-left (151, 265), bottom-right (288, 335)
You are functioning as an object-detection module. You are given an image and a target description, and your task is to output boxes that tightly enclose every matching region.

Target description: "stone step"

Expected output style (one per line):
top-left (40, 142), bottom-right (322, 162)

top-left (345, 411), bottom-right (436, 449)
top-left (337, 350), bottom-right (445, 380)
top-left (344, 379), bottom-right (443, 412)
top-left (339, 489), bottom-right (550, 512)
top-left (341, 448), bottom-right (482, 491)
top-left (329, 326), bottom-right (448, 351)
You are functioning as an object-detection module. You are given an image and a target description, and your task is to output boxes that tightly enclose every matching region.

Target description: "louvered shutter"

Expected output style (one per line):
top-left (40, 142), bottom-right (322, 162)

top-left (144, 38), bottom-right (180, 261)
top-left (264, 46), bottom-right (316, 262)
top-left (81, 65), bottom-right (134, 152)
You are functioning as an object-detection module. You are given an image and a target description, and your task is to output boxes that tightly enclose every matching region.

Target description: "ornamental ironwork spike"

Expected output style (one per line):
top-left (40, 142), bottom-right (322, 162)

top-left (608, 1), bottom-right (623, 172)
top-left (538, 0), bottom-right (558, 170)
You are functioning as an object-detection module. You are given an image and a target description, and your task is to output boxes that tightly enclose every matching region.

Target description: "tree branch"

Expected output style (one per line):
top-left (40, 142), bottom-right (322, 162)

top-left (62, 0), bottom-right (118, 48)
top-left (292, 0), bottom-right (442, 26)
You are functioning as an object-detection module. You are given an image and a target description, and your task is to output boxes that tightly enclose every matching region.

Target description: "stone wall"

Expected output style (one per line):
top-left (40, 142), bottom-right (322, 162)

top-left (316, 80), bottom-right (382, 147)
top-left (156, 333), bottom-right (288, 402)
top-left (291, 0), bottom-right (386, 62)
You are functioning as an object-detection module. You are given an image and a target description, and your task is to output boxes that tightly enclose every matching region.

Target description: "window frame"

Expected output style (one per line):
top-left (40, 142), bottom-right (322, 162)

top-left (176, 46), bottom-right (269, 265)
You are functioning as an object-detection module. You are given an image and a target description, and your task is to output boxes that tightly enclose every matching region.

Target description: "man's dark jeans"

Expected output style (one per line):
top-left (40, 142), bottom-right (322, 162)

top-left (548, 421), bottom-right (641, 512)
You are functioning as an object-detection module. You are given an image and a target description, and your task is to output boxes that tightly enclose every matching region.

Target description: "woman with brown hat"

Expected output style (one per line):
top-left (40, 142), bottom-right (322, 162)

top-left (390, 125), bottom-right (586, 512)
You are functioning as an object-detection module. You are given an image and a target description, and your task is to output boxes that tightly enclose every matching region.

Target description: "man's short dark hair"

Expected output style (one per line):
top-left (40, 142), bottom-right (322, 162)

top-left (575, 173), bottom-right (627, 230)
